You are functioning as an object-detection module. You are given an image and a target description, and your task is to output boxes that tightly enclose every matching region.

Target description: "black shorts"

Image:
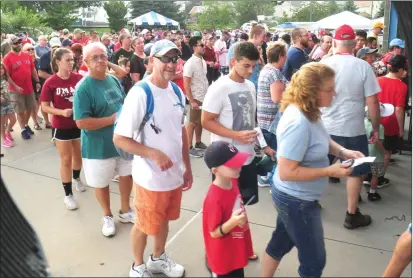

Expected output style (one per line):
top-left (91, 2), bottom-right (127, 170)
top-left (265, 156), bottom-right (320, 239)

top-left (384, 135), bottom-right (399, 153)
top-left (53, 128), bottom-right (81, 141)
top-left (212, 161), bottom-right (258, 206)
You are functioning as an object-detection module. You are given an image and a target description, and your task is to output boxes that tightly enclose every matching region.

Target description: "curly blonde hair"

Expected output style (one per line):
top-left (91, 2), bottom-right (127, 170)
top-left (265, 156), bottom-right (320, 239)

top-left (280, 63), bottom-right (335, 122)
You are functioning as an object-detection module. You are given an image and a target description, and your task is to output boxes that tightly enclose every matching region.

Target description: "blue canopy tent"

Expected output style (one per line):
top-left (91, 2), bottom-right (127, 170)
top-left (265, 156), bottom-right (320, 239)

top-left (276, 22), bottom-right (297, 29)
top-left (129, 11), bottom-right (180, 29)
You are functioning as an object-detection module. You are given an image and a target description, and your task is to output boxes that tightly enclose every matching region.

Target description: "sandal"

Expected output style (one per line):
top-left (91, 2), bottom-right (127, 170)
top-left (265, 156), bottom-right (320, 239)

top-left (248, 252), bottom-right (259, 261)
top-left (34, 123), bottom-right (42, 130)
top-left (45, 123), bottom-right (53, 129)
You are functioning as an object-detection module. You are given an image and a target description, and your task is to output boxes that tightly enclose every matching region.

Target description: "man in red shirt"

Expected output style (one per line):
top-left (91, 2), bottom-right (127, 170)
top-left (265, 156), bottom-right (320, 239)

top-left (381, 38), bottom-right (405, 65)
top-left (71, 29), bottom-right (85, 45)
top-left (203, 141), bottom-right (253, 278)
top-left (3, 35), bottom-right (41, 139)
top-left (377, 54), bottom-right (408, 179)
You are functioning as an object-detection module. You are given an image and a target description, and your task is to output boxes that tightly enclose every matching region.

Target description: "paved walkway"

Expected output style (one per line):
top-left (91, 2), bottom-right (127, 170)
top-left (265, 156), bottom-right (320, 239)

top-left (1, 125), bottom-right (412, 277)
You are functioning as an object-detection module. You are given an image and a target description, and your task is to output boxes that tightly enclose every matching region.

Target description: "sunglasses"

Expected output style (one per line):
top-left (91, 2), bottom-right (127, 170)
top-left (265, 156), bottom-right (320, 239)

top-left (13, 41), bottom-right (22, 45)
top-left (155, 56), bottom-right (180, 64)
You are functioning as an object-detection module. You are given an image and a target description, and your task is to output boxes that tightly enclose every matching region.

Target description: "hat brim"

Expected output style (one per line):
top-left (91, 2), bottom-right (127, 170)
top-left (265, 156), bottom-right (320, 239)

top-left (155, 46), bottom-right (182, 57)
top-left (224, 151), bottom-right (250, 168)
top-left (380, 103), bottom-right (394, 117)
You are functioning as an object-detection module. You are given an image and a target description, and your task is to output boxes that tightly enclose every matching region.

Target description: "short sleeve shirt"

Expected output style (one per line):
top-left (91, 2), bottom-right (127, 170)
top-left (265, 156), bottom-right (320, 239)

top-left (73, 75), bottom-right (125, 159)
top-left (273, 105), bottom-right (330, 201)
top-left (183, 55), bottom-right (208, 102)
top-left (282, 46), bottom-right (308, 81)
top-left (2, 51), bottom-right (35, 94)
top-left (320, 54), bottom-right (381, 137)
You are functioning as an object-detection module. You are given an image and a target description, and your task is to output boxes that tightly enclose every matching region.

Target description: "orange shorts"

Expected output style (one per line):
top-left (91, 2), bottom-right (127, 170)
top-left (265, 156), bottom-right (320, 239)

top-left (134, 183), bottom-right (183, 236)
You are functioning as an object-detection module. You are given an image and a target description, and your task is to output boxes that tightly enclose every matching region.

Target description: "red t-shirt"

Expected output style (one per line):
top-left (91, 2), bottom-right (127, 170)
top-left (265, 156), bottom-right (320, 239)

top-left (202, 181), bottom-right (253, 275)
top-left (377, 76), bottom-right (408, 136)
top-left (204, 46), bottom-right (216, 63)
top-left (114, 42), bottom-right (121, 52)
top-left (40, 73), bottom-right (83, 129)
top-left (2, 52), bottom-right (35, 95)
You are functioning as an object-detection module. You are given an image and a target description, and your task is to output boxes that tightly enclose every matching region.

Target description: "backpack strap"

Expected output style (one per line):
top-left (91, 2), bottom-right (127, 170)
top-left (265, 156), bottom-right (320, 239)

top-left (170, 81), bottom-right (183, 108)
top-left (135, 81), bottom-right (154, 132)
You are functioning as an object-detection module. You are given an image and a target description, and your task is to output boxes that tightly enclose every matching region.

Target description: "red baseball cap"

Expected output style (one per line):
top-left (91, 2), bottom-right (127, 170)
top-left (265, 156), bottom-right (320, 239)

top-left (334, 25), bottom-right (355, 40)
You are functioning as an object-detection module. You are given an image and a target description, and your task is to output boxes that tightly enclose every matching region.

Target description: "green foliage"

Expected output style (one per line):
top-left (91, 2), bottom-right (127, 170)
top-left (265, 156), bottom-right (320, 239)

top-left (197, 2), bottom-right (236, 30)
top-left (278, 11), bottom-right (291, 24)
top-left (359, 12), bottom-right (372, 19)
top-left (233, 1), bottom-right (283, 26)
top-left (103, 1), bottom-right (128, 32)
top-left (342, 0), bottom-right (358, 13)
top-left (375, 0), bottom-right (385, 18)
top-left (1, 6), bottom-right (45, 34)
top-left (130, 1), bottom-right (185, 25)
top-left (290, 1), bottom-right (344, 22)
top-left (38, 2), bottom-right (79, 30)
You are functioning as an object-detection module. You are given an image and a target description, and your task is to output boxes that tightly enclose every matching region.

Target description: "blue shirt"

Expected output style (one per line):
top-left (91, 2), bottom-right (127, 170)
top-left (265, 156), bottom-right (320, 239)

top-left (73, 75), bottom-right (125, 159)
top-left (227, 42), bottom-right (261, 90)
top-left (282, 46), bottom-right (308, 81)
top-left (34, 45), bottom-right (49, 59)
top-left (273, 105), bottom-right (330, 201)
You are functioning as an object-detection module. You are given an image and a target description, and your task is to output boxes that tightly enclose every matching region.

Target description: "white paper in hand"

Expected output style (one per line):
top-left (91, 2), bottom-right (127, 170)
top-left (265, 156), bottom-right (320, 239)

top-left (343, 157), bottom-right (376, 168)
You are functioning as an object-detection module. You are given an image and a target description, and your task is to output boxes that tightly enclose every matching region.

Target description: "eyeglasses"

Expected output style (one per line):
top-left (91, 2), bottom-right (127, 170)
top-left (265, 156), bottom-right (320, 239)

top-left (90, 54), bottom-right (108, 62)
top-left (155, 56), bottom-right (180, 64)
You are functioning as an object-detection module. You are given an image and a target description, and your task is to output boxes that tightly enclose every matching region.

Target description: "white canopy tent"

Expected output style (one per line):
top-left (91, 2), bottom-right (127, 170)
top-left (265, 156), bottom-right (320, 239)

top-left (128, 11), bottom-right (180, 29)
top-left (311, 11), bottom-right (372, 30)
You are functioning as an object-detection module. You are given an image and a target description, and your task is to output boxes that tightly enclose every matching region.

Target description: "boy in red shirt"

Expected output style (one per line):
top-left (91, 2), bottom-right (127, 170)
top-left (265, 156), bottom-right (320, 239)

top-left (203, 141), bottom-right (254, 278)
top-left (377, 54), bottom-right (408, 182)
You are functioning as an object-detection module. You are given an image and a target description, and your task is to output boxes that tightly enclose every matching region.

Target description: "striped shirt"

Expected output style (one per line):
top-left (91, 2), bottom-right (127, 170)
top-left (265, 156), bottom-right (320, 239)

top-left (257, 65), bottom-right (288, 131)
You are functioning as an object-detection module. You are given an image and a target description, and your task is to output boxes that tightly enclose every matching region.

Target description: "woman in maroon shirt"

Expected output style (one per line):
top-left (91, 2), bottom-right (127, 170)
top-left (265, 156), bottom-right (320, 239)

top-left (40, 48), bottom-right (86, 211)
top-left (204, 35), bottom-right (219, 85)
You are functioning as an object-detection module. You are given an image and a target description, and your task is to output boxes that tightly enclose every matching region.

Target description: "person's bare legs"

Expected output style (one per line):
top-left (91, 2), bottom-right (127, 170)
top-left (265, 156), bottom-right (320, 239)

top-left (30, 103), bottom-right (39, 126)
top-left (187, 121), bottom-right (196, 148)
top-left (16, 112), bottom-right (28, 129)
top-left (1, 115), bottom-right (7, 140)
top-left (95, 187), bottom-right (112, 216)
top-left (153, 221), bottom-right (169, 258)
top-left (6, 113), bottom-right (16, 133)
top-left (131, 224), bottom-right (148, 265)
top-left (71, 139), bottom-right (82, 171)
top-left (384, 150), bottom-right (391, 171)
top-left (382, 230), bottom-right (412, 277)
top-left (194, 123), bottom-right (202, 144)
top-left (261, 252), bottom-right (281, 277)
top-left (55, 140), bottom-right (73, 183)
top-left (119, 175), bottom-right (132, 213)
top-left (346, 176), bottom-right (362, 213)
top-left (41, 106), bottom-right (50, 126)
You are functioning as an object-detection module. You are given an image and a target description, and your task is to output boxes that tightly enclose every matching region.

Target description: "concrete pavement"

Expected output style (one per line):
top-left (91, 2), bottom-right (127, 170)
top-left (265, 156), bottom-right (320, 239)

top-left (1, 124), bottom-right (412, 277)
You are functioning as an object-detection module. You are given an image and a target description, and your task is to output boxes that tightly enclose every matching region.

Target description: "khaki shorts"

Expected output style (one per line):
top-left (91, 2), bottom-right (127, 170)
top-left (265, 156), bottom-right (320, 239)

top-left (10, 92), bottom-right (36, 114)
top-left (134, 183), bottom-right (182, 236)
top-left (189, 100), bottom-right (202, 125)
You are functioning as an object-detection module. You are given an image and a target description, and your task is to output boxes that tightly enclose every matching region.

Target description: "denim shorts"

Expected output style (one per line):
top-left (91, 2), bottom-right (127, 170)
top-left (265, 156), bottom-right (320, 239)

top-left (265, 187), bottom-right (326, 278)
top-left (329, 134), bottom-right (370, 177)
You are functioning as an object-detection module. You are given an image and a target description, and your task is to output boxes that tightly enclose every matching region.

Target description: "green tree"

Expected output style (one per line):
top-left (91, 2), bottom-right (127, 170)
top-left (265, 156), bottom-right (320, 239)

top-left (278, 11), bottom-right (291, 24)
top-left (291, 2), bottom-right (331, 22)
top-left (130, 1), bottom-right (185, 25)
top-left (375, 0), bottom-right (385, 18)
top-left (38, 2), bottom-right (79, 30)
top-left (342, 0), bottom-right (358, 13)
top-left (326, 0), bottom-right (342, 15)
top-left (197, 2), bottom-right (236, 30)
top-left (1, 6), bottom-right (44, 34)
top-left (233, 1), bottom-right (284, 26)
top-left (359, 11), bottom-right (372, 19)
top-left (103, 1), bottom-right (128, 32)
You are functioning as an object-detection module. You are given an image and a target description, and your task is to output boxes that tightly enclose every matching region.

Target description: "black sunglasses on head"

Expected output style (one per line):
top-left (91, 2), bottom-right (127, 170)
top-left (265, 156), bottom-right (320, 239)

top-left (155, 56), bottom-right (180, 64)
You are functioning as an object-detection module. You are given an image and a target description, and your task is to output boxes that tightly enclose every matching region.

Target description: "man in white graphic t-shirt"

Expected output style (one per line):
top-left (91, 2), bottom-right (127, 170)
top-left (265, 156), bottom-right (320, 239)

top-left (202, 42), bottom-right (275, 206)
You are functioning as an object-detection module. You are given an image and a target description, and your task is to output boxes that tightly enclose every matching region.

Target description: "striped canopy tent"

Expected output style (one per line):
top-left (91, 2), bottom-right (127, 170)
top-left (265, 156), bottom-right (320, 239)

top-left (129, 11), bottom-right (180, 29)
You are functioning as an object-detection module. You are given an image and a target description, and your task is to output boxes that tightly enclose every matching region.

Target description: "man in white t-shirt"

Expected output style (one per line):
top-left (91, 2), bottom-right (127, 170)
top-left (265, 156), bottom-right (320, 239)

top-left (320, 25), bottom-right (381, 230)
top-left (184, 36), bottom-right (209, 158)
top-left (214, 32), bottom-right (230, 75)
top-left (114, 40), bottom-right (193, 278)
top-left (202, 41), bottom-right (275, 206)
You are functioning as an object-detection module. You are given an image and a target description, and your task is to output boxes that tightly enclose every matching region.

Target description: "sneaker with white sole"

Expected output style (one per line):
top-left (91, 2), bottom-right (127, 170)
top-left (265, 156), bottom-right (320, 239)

top-left (119, 209), bottom-right (135, 224)
top-left (64, 194), bottom-right (78, 210)
top-left (112, 175), bottom-right (120, 183)
top-left (130, 263), bottom-right (153, 277)
top-left (73, 178), bottom-right (86, 192)
top-left (102, 215), bottom-right (116, 237)
top-left (258, 176), bottom-right (270, 187)
top-left (146, 253), bottom-right (185, 277)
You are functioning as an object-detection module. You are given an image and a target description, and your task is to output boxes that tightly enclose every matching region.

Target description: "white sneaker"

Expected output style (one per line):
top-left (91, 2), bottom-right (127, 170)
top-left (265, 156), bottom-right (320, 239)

top-left (73, 178), bottom-right (86, 192)
top-left (147, 253), bottom-right (185, 277)
top-left (101, 215), bottom-right (116, 237)
top-left (129, 263), bottom-right (153, 277)
top-left (64, 195), bottom-right (78, 210)
top-left (112, 175), bottom-right (120, 183)
top-left (119, 209), bottom-right (135, 224)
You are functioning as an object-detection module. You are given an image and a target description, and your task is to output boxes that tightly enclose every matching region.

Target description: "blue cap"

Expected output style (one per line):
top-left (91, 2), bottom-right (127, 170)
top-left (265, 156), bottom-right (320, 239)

top-left (389, 38), bottom-right (405, 49)
top-left (150, 39), bottom-right (182, 57)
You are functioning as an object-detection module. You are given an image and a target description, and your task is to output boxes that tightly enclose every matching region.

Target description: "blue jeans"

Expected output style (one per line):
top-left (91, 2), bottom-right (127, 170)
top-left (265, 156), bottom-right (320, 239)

top-left (266, 187), bottom-right (326, 278)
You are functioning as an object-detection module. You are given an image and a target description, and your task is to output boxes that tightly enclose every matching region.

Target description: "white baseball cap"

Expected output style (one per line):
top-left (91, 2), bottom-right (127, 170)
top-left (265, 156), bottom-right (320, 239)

top-left (365, 103), bottom-right (394, 117)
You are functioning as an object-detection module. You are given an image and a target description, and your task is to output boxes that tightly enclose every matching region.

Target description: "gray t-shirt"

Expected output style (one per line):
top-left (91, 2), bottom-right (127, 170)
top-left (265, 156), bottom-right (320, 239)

top-left (320, 55), bottom-right (380, 137)
top-left (273, 105), bottom-right (330, 201)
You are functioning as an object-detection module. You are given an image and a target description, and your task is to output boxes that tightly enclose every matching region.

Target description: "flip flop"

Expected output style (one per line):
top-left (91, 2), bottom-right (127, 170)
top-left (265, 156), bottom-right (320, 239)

top-left (248, 252), bottom-right (259, 261)
top-left (34, 123), bottom-right (42, 130)
top-left (45, 123), bottom-right (53, 129)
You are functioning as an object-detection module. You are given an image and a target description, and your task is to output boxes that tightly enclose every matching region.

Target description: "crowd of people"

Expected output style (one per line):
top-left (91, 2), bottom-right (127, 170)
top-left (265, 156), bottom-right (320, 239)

top-left (0, 21), bottom-right (411, 278)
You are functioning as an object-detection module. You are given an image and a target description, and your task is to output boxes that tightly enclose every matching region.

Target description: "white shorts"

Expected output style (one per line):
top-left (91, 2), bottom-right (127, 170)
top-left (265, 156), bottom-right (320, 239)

top-left (83, 157), bottom-right (132, 188)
